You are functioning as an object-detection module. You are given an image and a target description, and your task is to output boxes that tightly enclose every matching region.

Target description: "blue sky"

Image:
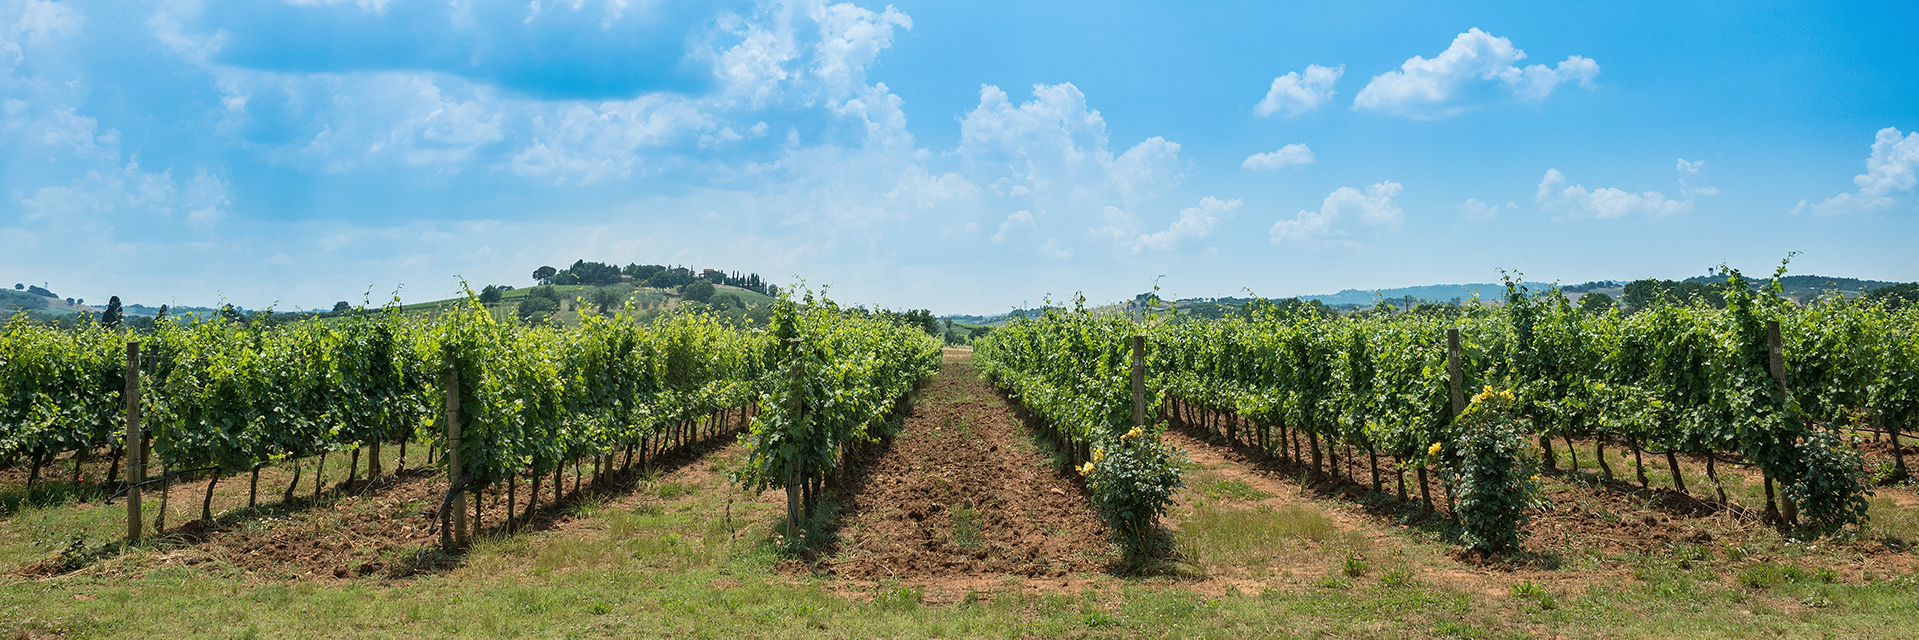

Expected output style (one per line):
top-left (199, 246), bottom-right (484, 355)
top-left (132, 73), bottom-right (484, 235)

top-left (2, 0), bottom-right (1915, 314)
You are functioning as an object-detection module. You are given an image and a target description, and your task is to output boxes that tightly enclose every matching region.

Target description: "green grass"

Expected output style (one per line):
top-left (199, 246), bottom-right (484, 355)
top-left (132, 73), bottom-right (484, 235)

top-left (7, 443), bottom-right (1919, 638)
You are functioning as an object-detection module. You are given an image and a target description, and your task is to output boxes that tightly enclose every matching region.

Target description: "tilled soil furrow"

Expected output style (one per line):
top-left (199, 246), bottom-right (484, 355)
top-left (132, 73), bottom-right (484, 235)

top-left (823, 356), bottom-right (1115, 579)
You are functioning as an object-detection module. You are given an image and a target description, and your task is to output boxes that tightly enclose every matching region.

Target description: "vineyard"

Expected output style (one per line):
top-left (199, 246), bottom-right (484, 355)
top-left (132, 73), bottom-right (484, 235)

top-left (977, 268), bottom-right (1914, 556)
top-left (0, 292), bottom-right (938, 554)
top-left (3, 271), bottom-right (1919, 637)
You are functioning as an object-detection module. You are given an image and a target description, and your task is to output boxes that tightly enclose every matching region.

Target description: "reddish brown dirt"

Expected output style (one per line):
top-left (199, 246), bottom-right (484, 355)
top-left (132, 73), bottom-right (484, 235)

top-left (819, 355), bottom-right (1119, 581)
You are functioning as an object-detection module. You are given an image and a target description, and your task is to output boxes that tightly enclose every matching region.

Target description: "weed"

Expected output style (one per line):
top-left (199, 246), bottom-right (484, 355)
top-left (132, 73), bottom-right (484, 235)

top-left (1379, 566), bottom-right (1415, 588)
top-left (1739, 562), bottom-right (1811, 589)
top-left (1200, 478), bottom-right (1273, 501)
top-left (1316, 575), bottom-right (1354, 590)
top-left (1509, 581), bottom-right (1546, 598)
top-left (1433, 619), bottom-right (1491, 638)
top-left (950, 502), bottom-right (982, 550)
top-left (879, 585), bottom-right (923, 611)
top-left (1342, 551), bottom-right (1368, 577)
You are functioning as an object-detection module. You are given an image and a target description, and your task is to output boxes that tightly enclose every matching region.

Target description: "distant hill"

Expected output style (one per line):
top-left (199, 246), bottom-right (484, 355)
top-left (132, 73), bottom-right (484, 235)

top-left (1298, 282), bottom-right (1556, 307)
top-left (1680, 273), bottom-right (1901, 299)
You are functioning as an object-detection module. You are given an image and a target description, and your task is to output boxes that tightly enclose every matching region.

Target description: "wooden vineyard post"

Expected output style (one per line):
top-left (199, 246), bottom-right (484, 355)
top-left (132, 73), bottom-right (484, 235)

top-left (784, 339), bottom-right (804, 537)
top-left (444, 348), bottom-right (467, 550)
top-left (1767, 321), bottom-right (1799, 527)
top-left (1445, 328), bottom-right (1463, 519)
top-left (1446, 329), bottom-right (1465, 417)
top-left (1131, 335), bottom-right (1146, 428)
top-left (124, 341), bottom-right (143, 543)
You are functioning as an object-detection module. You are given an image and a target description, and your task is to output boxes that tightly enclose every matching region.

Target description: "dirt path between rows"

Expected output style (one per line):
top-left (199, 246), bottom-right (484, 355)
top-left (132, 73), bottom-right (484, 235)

top-left (818, 350), bottom-right (1120, 593)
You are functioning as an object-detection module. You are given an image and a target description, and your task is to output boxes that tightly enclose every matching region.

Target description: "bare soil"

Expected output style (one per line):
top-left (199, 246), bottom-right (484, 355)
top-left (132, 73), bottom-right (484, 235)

top-left (6, 415), bottom-right (750, 582)
top-left (1167, 400), bottom-right (1919, 590)
top-left (817, 354), bottom-right (1119, 584)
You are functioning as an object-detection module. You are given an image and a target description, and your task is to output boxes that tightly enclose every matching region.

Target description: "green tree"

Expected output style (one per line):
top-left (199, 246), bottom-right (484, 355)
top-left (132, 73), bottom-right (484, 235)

top-left (588, 286), bottom-right (626, 315)
top-left (331, 300), bottom-right (352, 313)
top-left (516, 296), bottom-right (559, 324)
top-left (681, 279), bottom-right (715, 303)
top-left (1579, 292), bottom-right (1615, 315)
top-left (102, 296), bottom-right (124, 328)
top-left (533, 265), bottom-right (558, 285)
top-left (1864, 282), bottom-right (1919, 309)
top-left (710, 291), bottom-right (743, 309)
top-left (478, 285), bottom-right (504, 305)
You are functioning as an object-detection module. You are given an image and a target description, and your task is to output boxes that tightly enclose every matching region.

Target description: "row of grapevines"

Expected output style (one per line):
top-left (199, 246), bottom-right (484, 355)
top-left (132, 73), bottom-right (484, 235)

top-left (1150, 267), bottom-right (1908, 549)
top-left (971, 302), bottom-right (1185, 557)
top-left (0, 317), bottom-right (126, 483)
top-left (731, 292), bottom-right (942, 530)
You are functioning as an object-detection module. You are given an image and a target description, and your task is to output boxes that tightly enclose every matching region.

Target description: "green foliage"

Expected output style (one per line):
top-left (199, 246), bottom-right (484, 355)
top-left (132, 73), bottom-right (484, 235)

top-left (1784, 429), bottom-right (1872, 534)
top-left (681, 280), bottom-right (715, 304)
top-left (516, 296), bottom-right (559, 324)
top-left (973, 301), bottom-right (1185, 559)
top-left (1080, 425), bottom-right (1187, 558)
top-left (1438, 387), bottom-right (1542, 552)
top-left (730, 289), bottom-right (941, 500)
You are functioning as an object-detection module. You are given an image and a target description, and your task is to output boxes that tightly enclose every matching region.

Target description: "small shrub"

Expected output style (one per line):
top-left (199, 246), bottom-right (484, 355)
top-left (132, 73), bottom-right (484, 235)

top-left (1783, 430), bottom-right (1873, 534)
top-left (1433, 386), bottom-right (1544, 553)
top-left (1080, 424), bottom-right (1186, 560)
top-left (1341, 551), bottom-right (1368, 577)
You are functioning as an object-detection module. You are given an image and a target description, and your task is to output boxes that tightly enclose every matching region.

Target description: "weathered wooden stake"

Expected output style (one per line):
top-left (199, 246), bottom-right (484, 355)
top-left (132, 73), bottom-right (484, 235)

top-left (124, 341), bottom-right (144, 543)
top-left (1767, 320), bottom-right (1798, 526)
top-left (1131, 335), bottom-right (1146, 428)
top-left (1447, 328), bottom-right (1465, 417)
top-left (784, 338), bottom-right (806, 535)
top-left (444, 348), bottom-right (467, 550)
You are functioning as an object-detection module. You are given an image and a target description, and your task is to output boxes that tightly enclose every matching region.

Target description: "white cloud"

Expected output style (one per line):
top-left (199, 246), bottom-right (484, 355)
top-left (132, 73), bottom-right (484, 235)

top-left (1133, 197), bottom-right (1238, 253)
top-left (991, 209), bottom-right (1034, 243)
top-left (1, 0), bottom-right (79, 78)
top-left (1254, 64), bottom-right (1342, 117)
top-left (1457, 198), bottom-right (1502, 221)
top-left (18, 161), bottom-right (231, 225)
top-left (957, 82), bottom-right (1192, 259)
top-left (1270, 181), bottom-right (1403, 243)
top-left (1037, 237), bottom-right (1071, 260)
top-left (1536, 168), bottom-right (1689, 219)
top-left (1242, 143), bottom-right (1316, 171)
top-left (1794, 127), bottom-right (1919, 215)
top-left (958, 83), bottom-right (1186, 203)
top-left (1676, 158), bottom-right (1720, 197)
top-left (1354, 28), bottom-right (1599, 119)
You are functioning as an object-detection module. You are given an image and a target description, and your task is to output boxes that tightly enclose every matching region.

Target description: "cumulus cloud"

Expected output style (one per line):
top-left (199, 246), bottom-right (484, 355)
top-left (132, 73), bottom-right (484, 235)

top-left (1535, 169), bottom-right (1689, 219)
top-left (1254, 64), bottom-right (1342, 117)
top-left (1132, 197), bottom-right (1238, 253)
top-left (991, 209), bottom-right (1034, 243)
top-left (957, 82), bottom-right (1192, 259)
top-left (1456, 198), bottom-right (1503, 221)
top-left (1794, 127), bottom-right (1919, 215)
top-left (1270, 181), bottom-right (1403, 243)
top-left (1354, 28), bottom-right (1598, 119)
top-left (959, 83), bottom-right (1186, 202)
top-left (1242, 143), bottom-right (1315, 171)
